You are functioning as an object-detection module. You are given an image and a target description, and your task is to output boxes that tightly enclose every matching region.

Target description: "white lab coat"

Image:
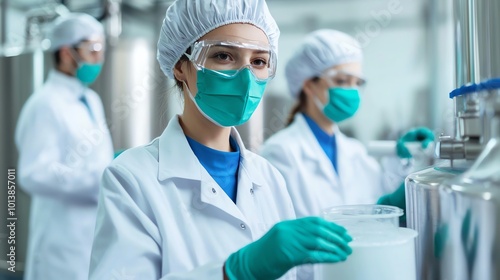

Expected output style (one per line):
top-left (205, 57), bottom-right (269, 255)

top-left (15, 70), bottom-right (114, 280)
top-left (89, 115), bottom-right (297, 280)
top-left (260, 113), bottom-right (405, 218)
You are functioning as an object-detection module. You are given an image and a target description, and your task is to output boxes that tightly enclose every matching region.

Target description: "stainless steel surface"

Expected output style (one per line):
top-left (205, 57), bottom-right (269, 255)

top-left (437, 138), bottom-right (483, 160)
top-left (483, 92), bottom-right (500, 142)
top-left (439, 137), bottom-right (500, 280)
top-left (91, 37), bottom-right (170, 149)
top-left (409, 0), bottom-right (500, 273)
top-left (421, 88), bottom-right (499, 280)
top-left (1, 0), bottom-right (7, 46)
top-left (0, 48), bottom-right (51, 275)
top-left (405, 160), bottom-right (472, 280)
top-left (104, 0), bottom-right (122, 41)
top-left (453, 0), bottom-right (477, 86)
top-left (438, 82), bottom-right (500, 280)
top-left (439, 89), bottom-right (499, 161)
top-left (457, 96), bottom-right (481, 138)
top-left (439, 0), bottom-right (500, 161)
top-left (454, 0), bottom-right (500, 85)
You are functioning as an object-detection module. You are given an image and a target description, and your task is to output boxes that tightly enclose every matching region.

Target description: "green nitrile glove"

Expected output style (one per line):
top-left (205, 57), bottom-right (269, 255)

top-left (396, 127), bottom-right (435, 158)
top-left (225, 217), bottom-right (352, 280)
top-left (113, 149), bottom-right (126, 159)
top-left (377, 182), bottom-right (406, 223)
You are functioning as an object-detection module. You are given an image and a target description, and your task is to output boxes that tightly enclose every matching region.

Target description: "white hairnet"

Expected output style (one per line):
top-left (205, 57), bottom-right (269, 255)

top-left (48, 13), bottom-right (104, 51)
top-left (157, 0), bottom-right (280, 80)
top-left (285, 29), bottom-right (363, 98)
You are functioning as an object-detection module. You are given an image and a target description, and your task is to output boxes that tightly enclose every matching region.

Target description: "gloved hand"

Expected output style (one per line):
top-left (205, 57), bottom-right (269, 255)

top-left (396, 127), bottom-right (435, 158)
top-left (377, 182), bottom-right (406, 223)
top-left (113, 149), bottom-right (126, 159)
top-left (224, 217), bottom-right (352, 280)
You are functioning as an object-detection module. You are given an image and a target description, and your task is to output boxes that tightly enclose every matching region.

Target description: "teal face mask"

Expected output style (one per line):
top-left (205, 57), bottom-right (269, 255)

top-left (188, 67), bottom-right (267, 127)
top-left (316, 87), bottom-right (361, 123)
top-left (76, 62), bottom-right (102, 85)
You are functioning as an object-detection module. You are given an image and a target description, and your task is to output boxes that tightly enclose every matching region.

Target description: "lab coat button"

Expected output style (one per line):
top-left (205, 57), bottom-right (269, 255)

top-left (211, 188), bottom-right (216, 194)
top-left (250, 188), bottom-right (254, 195)
top-left (240, 223), bottom-right (246, 230)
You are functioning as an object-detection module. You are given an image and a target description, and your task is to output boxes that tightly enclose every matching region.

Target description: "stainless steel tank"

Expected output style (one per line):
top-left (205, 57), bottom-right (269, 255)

top-left (406, 160), bottom-right (471, 279)
top-left (405, 81), bottom-right (500, 279)
top-left (406, 0), bottom-right (500, 279)
top-left (438, 93), bottom-right (500, 279)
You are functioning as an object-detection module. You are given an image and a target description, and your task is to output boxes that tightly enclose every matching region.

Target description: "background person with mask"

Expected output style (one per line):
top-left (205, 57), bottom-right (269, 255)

top-left (89, 1), bottom-right (352, 279)
top-left (15, 13), bottom-right (113, 280)
top-left (261, 29), bottom-right (434, 219)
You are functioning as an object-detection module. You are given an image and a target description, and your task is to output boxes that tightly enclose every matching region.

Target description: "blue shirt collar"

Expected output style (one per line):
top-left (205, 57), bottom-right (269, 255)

top-left (302, 113), bottom-right (336, 146)
top-left (185, 135), bottom-right (240, 177)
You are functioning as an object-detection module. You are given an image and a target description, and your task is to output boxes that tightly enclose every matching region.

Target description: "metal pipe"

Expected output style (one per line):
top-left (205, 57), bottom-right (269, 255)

top-left (455, 0), bottom-right (500, 86)
top-left (442, 0), bottom-right (500, 160)
top-left (476, 0), bottom-right (500, 80)
top-left (1, 0), bottom-right (8, 47)
top-left (454, 0), bottom-right (475, 87)
top-left (103, 0), bottom-right (122, 44)
top-left (426, 0), bottom-right (440, 131)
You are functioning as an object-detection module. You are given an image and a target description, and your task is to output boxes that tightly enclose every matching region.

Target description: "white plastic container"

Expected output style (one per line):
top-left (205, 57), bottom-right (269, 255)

top-left (317, 205), bottom-right (418, 280)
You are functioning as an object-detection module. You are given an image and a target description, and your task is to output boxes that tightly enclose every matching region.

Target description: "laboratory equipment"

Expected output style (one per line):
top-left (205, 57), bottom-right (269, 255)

top-left (405, 0), bottom-right (500, 278)
top-left (437, 82), bottom-right (500, 279)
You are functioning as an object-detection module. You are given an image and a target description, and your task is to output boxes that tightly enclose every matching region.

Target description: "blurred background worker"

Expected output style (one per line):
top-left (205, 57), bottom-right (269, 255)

top-left (261, 29), bottom-right (434, 219)
top-left (14, 13), bottom-right (113, 280)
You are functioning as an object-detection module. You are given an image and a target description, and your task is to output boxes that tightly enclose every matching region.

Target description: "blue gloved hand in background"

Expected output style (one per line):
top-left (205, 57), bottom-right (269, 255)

top-left (396, 127), bottom-right (435, 158)
top-left (224, 217), bottom-right (352, 280)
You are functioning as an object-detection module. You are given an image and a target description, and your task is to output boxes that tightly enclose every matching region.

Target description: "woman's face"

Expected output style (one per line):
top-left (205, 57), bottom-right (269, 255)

top-left (310, 62), bottom-right (364, 104)
top-left (179, 23), bottom-right (271, 95)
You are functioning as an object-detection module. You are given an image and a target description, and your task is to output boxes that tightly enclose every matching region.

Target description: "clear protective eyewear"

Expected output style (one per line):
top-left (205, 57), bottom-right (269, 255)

top-left (321, 69), bottom-right (367, 88)
top-left (74, 41), bottom-right (105, 59)
top-left (185, 40), bottom-right (277, 81)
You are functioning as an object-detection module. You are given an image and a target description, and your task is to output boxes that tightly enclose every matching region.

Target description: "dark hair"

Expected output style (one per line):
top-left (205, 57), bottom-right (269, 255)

top-left (53, 45), bottom-right (80, 67)
top-left (285, 76), bottom-right (320, 126)
top-left (54, 50), bottom-right (62, 66)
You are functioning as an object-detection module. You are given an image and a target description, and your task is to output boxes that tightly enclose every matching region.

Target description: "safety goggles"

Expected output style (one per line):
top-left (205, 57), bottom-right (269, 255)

top-left (321, 69), bottom-right (366, 88)
top-left (185, 40), bottom-right (277, 81)
top-left (74, 41), bottom-right (105, 60)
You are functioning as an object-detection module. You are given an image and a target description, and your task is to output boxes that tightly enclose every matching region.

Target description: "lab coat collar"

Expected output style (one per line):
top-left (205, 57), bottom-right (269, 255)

top-left (158, 116), bottom-right (262, 226)
top-left (157, 115), bottom-right (263, 187)
top-left (47, 69), bottom-right (87, 98)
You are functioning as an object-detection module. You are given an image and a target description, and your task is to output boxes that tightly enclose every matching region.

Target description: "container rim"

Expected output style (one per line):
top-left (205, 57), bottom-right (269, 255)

top-left (322, 204), bottom-right (403, 219)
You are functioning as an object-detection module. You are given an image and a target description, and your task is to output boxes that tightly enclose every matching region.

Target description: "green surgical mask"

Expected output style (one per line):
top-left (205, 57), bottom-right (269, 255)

top-left (315, 87), bottom-right (361, 123)
top-left (187, 67), bottom-right (267, 127)
top-left (76, 62), bottom-right (102, 85)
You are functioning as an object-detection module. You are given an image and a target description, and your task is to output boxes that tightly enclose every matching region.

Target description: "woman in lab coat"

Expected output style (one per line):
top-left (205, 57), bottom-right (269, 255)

top-left (260, 29), bottom-right (435, 218)
top-left (89, 1), bottom-right (353, 279)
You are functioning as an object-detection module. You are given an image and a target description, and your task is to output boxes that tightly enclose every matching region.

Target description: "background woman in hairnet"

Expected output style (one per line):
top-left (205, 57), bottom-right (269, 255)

top-left (261, 29), bottom-right (435, 219)
top-left (89, 1), bottom-right (352, 279)
top-left (15, 13), bottom-right (112, 280)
